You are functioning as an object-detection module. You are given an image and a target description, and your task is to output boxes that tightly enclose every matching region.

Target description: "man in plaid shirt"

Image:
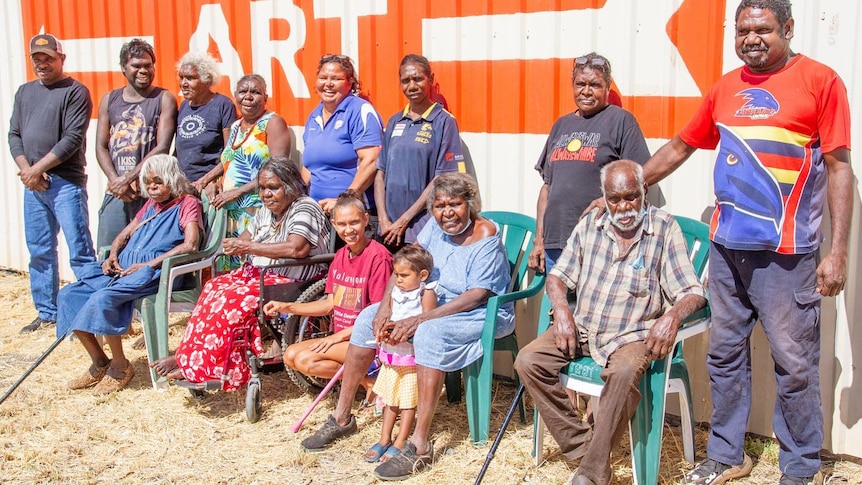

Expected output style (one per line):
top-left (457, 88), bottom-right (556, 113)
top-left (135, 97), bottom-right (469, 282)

top-left (515, 160), bottom-right (707, 485)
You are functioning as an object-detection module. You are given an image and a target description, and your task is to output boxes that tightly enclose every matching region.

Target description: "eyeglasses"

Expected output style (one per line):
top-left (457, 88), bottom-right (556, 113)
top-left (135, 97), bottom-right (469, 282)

top-left (574, 56), bottom-right (608, 68)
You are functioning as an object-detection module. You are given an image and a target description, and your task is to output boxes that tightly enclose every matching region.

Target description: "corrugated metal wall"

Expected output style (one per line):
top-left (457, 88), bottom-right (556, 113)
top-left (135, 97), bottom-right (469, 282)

top-left (0, 0), bottom-right (859, 456)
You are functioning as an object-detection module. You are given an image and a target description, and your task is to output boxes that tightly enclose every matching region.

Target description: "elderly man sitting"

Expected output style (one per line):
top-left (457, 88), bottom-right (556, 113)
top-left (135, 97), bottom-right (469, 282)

top-left (515, 159), bottom-right (707, 485)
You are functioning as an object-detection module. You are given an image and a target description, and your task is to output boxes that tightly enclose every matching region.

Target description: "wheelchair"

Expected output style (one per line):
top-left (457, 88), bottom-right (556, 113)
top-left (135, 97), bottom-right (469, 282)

top-left (173, 252), bottom-right (334, 423)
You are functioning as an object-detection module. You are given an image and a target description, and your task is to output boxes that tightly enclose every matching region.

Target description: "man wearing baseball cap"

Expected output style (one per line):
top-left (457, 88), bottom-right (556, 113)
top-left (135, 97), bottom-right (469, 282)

top-left (8, 33), bottom-right (96, 333)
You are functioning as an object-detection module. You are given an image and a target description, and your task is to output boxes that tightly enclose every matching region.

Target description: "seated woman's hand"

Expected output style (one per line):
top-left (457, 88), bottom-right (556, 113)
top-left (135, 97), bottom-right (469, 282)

top-left (222, 237), bottom-right (249, 256)
top-left (101, 255), bottom-right (121, 275)
top-left (372, 308), bottom-right (393, 338)
top-left (119, 262), bottom-right (151, 277)
top-left (262, 300), bottom-right (291, 316)
top-left (386, 315), bottom-right (421, 345)
top-left (307, 335), bottom-right (339, 354)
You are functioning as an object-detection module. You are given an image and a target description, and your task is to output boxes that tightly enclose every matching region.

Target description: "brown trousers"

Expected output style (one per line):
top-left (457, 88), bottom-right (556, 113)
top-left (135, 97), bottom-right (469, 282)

top-left (514, 330), bottom-right (650, 485)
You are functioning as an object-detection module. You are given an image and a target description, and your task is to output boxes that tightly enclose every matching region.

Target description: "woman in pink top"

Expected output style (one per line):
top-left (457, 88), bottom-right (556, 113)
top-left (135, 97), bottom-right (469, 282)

top-left (264, 191), bottom-right (393, 395)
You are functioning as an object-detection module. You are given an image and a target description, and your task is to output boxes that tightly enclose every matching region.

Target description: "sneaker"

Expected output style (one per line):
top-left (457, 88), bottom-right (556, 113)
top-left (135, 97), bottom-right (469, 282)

top-left (300, 414), bottom-right (357, 451)
top-left (20, 317), bottom-right (55, 334)
top-left (778, 471), bottom-right (824, 485)
top-left (373, 441), bottom-right (433, 481)
top-left (683, 454), bottom-right (752, 484)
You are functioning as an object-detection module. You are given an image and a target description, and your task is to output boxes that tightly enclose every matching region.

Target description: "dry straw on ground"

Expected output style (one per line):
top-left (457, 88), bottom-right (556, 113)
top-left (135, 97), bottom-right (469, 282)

top-left (0, 271), bottom-right (860, 484)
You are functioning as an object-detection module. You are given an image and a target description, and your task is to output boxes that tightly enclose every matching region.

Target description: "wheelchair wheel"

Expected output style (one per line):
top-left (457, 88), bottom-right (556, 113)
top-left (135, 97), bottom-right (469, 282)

top-left (282, 279), bottom-right (332, 394)
top-left (246, 378), bottom-right (262, 423)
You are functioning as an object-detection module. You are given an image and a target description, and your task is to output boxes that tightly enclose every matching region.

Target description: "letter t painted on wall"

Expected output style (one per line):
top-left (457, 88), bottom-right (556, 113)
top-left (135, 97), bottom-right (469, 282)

top-left (250, 0), bottom-right (311, 98)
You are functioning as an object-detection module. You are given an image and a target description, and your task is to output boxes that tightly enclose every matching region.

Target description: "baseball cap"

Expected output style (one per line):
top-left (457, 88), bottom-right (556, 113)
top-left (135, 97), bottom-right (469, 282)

top-left (30, 34), bottom-right (64, 57)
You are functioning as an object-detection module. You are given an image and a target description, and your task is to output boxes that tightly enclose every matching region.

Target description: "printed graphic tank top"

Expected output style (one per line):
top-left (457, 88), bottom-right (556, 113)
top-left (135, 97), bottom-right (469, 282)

top-left (107, 87), bottom-right (165, 176)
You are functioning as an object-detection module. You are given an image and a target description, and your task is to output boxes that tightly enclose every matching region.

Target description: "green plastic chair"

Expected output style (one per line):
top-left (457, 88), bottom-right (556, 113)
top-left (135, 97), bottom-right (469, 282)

top-left (136, 192), bottom-right (227, 389)
top-left (444, 210), bottom-right (546, 444)
top-left (531, 216), bottom-right (711, 485)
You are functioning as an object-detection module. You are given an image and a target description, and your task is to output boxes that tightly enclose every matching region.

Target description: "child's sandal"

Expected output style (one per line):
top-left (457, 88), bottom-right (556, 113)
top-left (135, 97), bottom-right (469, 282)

top-left (380, 445), bottom-right (401, 462)
top-left (365, 442), bottom-right (391, 463)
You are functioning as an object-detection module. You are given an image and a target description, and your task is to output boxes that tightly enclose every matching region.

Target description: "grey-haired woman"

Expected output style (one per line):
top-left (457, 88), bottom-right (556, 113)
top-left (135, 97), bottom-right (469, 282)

top-left (60, 154), bottom-right (203, 394)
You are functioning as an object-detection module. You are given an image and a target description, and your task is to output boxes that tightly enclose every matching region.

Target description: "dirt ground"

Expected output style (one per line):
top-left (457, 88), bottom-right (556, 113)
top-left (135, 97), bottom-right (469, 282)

top-left (0, 270), bottom-right (860, 484)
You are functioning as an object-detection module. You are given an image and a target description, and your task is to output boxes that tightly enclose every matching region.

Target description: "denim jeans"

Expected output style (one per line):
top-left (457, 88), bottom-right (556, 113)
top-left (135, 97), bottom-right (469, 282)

top-left (97, 194), bottom-right (144, 249)
top-left (544, 248), bottom-right (563, 273)
top-left (24, 175), bottom-right (96, 321)
top-left (706, 242), bottom-right (822, 477)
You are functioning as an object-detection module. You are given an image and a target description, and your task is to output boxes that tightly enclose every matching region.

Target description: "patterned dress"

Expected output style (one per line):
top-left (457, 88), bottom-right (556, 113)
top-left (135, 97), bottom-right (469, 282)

top-left (174, 198), bottom-right (330, 391)
top-left (218, 111), bottom-right (274, 270)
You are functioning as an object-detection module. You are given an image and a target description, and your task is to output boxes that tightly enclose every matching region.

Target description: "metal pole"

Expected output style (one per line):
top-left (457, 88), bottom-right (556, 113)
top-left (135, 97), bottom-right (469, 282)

top-left (0, 335), bottom-right (65, 405)
top-left (474, 384), bottom-right (526, 485)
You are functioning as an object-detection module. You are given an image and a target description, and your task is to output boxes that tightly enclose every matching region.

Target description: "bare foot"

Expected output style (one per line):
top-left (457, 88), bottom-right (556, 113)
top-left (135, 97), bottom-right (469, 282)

top-left (149, 355), bottom-right (182, 379)
top-left (131, 335), bottom-right (147, 350)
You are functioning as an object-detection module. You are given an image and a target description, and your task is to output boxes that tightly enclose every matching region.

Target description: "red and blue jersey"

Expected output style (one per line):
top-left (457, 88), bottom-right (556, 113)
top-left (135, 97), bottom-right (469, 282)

top-left (680, 54), bottom-right (851, 254)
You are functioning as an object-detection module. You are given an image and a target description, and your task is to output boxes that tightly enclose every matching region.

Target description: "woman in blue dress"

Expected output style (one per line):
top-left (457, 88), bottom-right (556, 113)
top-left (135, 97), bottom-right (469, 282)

top-left (59, 154), bottom-right (203, 394)
top-left (300, 173), bottom-right (514, 482)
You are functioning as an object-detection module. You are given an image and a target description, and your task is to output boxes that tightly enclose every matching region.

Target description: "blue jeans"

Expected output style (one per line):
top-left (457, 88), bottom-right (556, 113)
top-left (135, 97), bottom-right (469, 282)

top-left (706, 242), bottom-right (822, 477)
top-left (24, 176), bottom-right (96, 321)
top-left (544, 248), bottom-right (563, 274)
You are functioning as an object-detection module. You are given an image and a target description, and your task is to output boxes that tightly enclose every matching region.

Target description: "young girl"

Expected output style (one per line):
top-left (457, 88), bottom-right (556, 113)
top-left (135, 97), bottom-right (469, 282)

top-left (365, 245), bottom-right (437, 463)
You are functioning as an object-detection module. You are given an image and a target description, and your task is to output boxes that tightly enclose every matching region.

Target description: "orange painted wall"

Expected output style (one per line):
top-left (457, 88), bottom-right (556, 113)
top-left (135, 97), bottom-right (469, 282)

top-left (20, 0), bottom-right (726, 138)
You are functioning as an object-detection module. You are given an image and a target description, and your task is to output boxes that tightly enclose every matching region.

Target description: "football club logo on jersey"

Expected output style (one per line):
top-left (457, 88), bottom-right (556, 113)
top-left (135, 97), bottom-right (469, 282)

top-left (734, 88), bottom-right (779, 120)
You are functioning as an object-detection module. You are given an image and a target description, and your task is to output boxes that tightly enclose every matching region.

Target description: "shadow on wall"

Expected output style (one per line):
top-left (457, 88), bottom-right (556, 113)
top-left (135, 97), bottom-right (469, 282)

top-left (287, 126), bottom-right (301, 169)
top-left (837, 181), bottom-right (862, 429)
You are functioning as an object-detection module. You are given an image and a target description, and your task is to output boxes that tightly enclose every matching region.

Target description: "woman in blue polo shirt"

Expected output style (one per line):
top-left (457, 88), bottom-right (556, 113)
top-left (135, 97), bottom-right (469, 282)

top-left (302, 55), bottom-right (383, 218)
top-left (374, 54), bottom-right (465, 252)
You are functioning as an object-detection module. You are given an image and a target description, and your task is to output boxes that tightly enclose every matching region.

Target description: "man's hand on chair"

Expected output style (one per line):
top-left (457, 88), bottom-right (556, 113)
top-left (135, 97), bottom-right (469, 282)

top-left (553, 308), bottom-right (580, 360)
top-left (644, 314), bottom-right (679, 360)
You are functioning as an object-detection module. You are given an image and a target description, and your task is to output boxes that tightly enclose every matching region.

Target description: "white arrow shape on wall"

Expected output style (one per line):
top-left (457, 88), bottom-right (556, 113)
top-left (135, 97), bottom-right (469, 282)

top-left (421, 0), bottom-right (702, 97)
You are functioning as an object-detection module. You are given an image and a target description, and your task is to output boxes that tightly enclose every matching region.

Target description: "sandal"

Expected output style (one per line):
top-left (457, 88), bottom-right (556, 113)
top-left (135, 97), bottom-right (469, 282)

top-left (68, 360), bottom-right (111, 390)
top-left (381, 445), bottom-right (400, 462)
top-left (93, 362), bottom-right (135, 394)
top-left (364, 442), bottom-right (392, 463)
top-left (357, 399), bottom-right (382, 416)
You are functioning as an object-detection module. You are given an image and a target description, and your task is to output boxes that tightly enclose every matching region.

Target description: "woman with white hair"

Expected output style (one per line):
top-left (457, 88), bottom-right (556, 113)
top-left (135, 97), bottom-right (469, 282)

top-left (59, 154), bottom-right (203, 394)
top-left (173, 51), bottom-right (237, 193)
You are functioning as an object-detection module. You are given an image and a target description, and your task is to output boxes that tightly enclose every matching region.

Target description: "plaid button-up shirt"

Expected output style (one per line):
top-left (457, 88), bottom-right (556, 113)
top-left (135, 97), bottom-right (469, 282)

top-left (550, 205), bottom-right (706, 366)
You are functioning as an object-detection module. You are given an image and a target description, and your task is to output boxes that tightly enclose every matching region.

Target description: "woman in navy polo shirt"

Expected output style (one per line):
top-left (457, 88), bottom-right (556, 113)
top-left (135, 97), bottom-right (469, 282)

top-left (301, 55), bottom-right (383, 219)
top-left (374, 54), bottom-right (465, 253)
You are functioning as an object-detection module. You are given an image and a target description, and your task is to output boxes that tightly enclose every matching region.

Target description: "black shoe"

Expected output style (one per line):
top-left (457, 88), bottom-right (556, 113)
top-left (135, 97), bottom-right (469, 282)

top-left (300, 414), bottom-right (357, 451)
top-left (373, 441), bottom-right (433, 481)
top-left (779, 471), bottom-right (823, 485)
top-left (20, 317), bottom-right (55, 334)
top-left (683, 454), bottom-right (752, 484)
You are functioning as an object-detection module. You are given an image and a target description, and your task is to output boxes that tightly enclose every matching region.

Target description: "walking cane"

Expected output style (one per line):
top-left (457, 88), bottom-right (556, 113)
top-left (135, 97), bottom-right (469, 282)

top-left (1, 274), bottom-right (119, 406)
top-left (291, 364), bottom-right (345, 432)
top-left (0, 334), bottom-right (67, 405)
top-left (474, 383), bottom-right (526, 485)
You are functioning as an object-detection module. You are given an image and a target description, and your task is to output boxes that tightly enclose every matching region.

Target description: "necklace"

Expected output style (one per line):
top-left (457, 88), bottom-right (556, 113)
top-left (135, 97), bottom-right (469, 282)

top-left (230, 115), bottom-right (263, 150)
